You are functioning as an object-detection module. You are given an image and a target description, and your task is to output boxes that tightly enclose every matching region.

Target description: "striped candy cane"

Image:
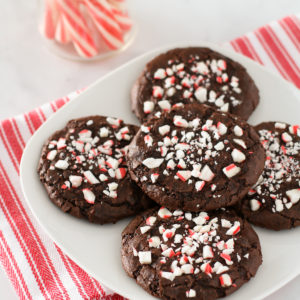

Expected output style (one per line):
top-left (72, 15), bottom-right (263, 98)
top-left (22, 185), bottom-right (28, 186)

top-left (56, 0), bottom-right (98, 57)
top-left (55, 14), bottom-right (71, 44)
top-left (108, 0), bottom-right (132, 31)
top-left (84, 0), bottom-right (124, 50)
top-left (40, 0), bottom-right (59, 39)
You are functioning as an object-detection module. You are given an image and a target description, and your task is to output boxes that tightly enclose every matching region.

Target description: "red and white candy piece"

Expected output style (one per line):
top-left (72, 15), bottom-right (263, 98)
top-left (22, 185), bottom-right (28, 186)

top-left (152, 86), bottom-right (164, 98)
top-left (143, 101), bottom-right (155, 114)
top-left (226, 221), bottom-right (240, 235)
top-left (148, 236), bottom-right (161, 248)
top-left (158, 100), bottom-right (171, 112)
top-left (186, 289), bottom-right (196, 298)
top-left (233, 139), bottom-right (247, 149)
top-left (195, 180), bottom-right (205, 192)
top-left (158, 207), bottom-right (172, 219)
top-left (176, 170), bottom-right (191, 182)
top-left (82, 188), bottom-right (95, 204)
top-left (154, 68), bottom-right (166, 79)
top-left (219, 274), bottom-right (232, 287)
top-left (281, 132), bottom-right (292, 143)
top-left (115, 168), bottom-right (127, 179)
top-left (173, 115), bottom-right (189, 128)
top-left (57, 137), bottom-right (66, 149)
top-left (223, 164), bottom-right (241, 178)
top-left (146, 216), bottom-right (157, 226)
top-left (250, 199), bottom-right (261, 211)
top-left (47, 150), bottom-right (57, 160)
top-left (217, 122), bottom-right (227, 135)
top-left (84, 170), bottom-right (100, 184)
top-left (289, 125), bottom-right (300, 136)
top-left (203, 245), bottom-right (214, 259)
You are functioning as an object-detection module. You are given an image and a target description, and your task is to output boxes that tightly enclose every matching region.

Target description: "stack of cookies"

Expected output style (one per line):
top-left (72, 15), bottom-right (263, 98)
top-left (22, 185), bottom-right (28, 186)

top-left (38, 47), bottom-right (300, 300)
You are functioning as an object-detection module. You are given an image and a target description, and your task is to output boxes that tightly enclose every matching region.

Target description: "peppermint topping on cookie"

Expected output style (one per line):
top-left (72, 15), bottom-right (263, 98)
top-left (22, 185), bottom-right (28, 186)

top-left (147, 55), bottom-right (243, 118)
top-left (131, 208), bottom-right (254, 290)
top-left (44, 118), bottom-right (136, 203)
top-left (138, 109), bottom-right (250, 195)
top-left (248, 123), bottom-right (300, 213)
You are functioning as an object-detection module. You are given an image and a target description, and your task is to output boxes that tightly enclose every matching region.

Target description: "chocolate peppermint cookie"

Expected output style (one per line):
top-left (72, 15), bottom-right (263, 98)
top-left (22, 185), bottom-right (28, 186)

top-left (121, 207), bottom-right (262, 300)
top-left (38, 116), bottom-right (153, 224)
top-left (131, 47), bottom-right (259, 123)
top-left (126, 104), bottom-right (265, 211)
top-left (240, 122), bottom-right (300, 230)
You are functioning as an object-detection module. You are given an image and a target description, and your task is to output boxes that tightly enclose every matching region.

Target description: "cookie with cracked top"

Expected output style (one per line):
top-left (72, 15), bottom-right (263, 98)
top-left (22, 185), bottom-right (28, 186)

top-left (239, 121), bottom-right (300, 230)
top-left (126, 103), bottom-right (265, 211)
top-left (37, 115), bottom-right (154, 224)
top-left (121, 206), bottom-right (262, 300)
top-left (131, 47), bottom-right (259, 123)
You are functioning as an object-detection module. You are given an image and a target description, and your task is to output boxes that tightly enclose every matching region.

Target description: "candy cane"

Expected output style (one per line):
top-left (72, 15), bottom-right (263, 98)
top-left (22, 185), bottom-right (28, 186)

top-left (110, 6), bottom-right (132, 31)
top-left (84, 0), bottom-right (124, 50)
top-left (40, 0), bottom-right (59, 39)
top-left (55, 15), bottom-right (71, 44)
top-left (56, 0), bottom-right (98, 57)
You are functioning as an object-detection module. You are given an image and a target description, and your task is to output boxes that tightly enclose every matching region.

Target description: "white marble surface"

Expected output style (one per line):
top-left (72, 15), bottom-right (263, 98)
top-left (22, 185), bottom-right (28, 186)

top-left (1, 0), bottom-right (300, 299)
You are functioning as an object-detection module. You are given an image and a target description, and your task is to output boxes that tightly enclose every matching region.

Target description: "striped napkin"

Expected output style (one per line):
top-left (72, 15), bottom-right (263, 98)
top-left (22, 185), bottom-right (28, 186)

top-left (0, 14), bottom-right (299, 300)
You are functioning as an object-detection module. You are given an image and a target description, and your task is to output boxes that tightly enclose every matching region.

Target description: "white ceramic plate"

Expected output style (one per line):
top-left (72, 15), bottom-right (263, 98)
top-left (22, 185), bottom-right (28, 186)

top-left (20, 42), bottom-right (300, 300)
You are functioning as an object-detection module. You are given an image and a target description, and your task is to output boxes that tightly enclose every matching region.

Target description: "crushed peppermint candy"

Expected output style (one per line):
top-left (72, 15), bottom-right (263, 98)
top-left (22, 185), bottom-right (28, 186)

top-left (133, 107), bottom-right (253, 199)
top-left (141, 53), bottom-right (244, 120)
top-left (246, 123), bottom-right (300, 213)
top-left (125, 207), bottom-right (259, 291)
top-left (43, 117), bottom-right (136, 204)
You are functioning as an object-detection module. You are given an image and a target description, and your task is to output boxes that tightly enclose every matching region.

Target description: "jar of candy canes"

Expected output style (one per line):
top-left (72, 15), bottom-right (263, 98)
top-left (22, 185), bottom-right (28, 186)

top-left (38, 0), bottom-right (136, 61)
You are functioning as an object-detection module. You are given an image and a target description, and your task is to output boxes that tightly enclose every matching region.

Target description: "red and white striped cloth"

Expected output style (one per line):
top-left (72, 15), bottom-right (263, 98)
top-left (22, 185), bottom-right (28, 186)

top-left (0, 14), bottom-right (299, 300)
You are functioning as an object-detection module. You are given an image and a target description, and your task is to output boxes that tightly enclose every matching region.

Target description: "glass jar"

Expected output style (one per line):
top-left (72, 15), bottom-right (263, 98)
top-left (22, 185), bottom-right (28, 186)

top-left (38, 0), bottom-right (136, 61)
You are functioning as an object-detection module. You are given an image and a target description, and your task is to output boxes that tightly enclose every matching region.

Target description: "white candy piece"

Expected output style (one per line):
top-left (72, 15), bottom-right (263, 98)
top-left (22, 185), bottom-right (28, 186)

top-left (55, 160), bottom-right (69, 170)
top-left (233, 125), bottom-right (243, 136)
top-left (286, 189), bottom-right (300, 204)
top-left (275, 122), bottom-right (286, 129)
top-left (214, 142), bottom-right (224, 151)
top-left (138, 251), bottom-right (152, 264)
top-left (194, 87), bottom-right (207, 102)
top-left (231, 149), bottom-right (246, 163)
top-left (158, 100), bottom-right (171, 111)
top-left (250, 199), bottom-right (261, 211)
top-left (233, 139), bottom-right (247, 149)
top-left (200, 165), bottom-right (215, 182)
top-left (82, 188), bottom-right (95, 204)
top-left (186, 289), bottom-right (196, 298)
top-left (220, 103), bottom-right (229, 112)
top-left (154, 68), bottom-right (166, 79)
top-left (142, 158), bottom-right (164, 169)
top-left (47, 150), bottom-right (57, 161)
top-left (223, 164), bottom-right (241, 178)
top-left (275, 199), bottom-right (284, 212)
top-left (143, 101), bottom-right (155, 114)
top-left (159, 125), bottom-right (170, 136)
top-left (140, 226), bottom-right (151, 234)
top-left (221, 219), bottom-right (232, 228)
top-left (213, 262), bottom-right (229, 274)
top-left (69, 175), bottom-right (82, 188)
top-left (84, 171), bottom-right (100, 184)
top-left (161, 271), bottom-right (175, 281)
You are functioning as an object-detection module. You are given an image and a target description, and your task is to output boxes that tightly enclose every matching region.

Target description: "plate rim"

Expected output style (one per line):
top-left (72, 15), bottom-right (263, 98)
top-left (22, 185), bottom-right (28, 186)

top-left (20, 41), bottom-right (300, 300)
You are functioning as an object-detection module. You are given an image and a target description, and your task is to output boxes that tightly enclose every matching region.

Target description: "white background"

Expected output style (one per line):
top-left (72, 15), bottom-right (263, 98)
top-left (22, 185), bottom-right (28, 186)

top-left (1, 0), bottom-right (300, 299)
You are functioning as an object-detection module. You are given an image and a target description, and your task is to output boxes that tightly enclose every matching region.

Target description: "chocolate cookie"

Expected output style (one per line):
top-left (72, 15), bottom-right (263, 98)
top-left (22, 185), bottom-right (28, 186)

top-left (131, 47), bottom-right (259, 123)
top-left (126, 104), bottom-right (265, 211)
top-left (240, 122), bottom-right (300, 230)
top-left (38, 116), bottom-right (153, 224)
top-left (121, 207), bottom-right (262, 300)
